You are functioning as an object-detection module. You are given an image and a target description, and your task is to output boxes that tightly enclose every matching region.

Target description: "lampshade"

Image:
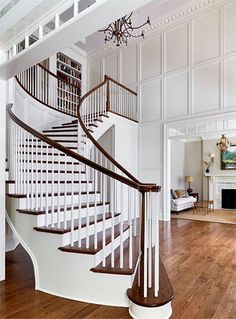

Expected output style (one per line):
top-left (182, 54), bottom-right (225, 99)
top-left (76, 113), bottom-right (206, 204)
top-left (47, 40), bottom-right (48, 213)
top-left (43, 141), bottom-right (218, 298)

top-left (185, 176), bottom-right (194, 183)
top-left (216, 134), bottom-right (231, 152)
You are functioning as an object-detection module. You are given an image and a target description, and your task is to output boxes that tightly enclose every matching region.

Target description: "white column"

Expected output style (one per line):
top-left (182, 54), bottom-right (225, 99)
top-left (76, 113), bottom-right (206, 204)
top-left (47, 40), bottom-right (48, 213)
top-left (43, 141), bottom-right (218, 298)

top-left (0, 77), bottom-right (6, 281)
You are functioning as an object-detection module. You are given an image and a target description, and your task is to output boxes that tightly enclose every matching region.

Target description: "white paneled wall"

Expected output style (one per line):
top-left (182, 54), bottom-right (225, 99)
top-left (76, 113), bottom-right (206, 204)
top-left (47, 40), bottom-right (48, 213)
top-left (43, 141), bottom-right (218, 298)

top-left (193, 62), bottom-right (220, 113)
top-left (142, 35), bottom-right (161, 80)
top-left (192, 10), bottom-right (220, 64)
top-left (88, 0), bottom-right (236, 218)
top-left (165, 24), bottom-right (188, 73)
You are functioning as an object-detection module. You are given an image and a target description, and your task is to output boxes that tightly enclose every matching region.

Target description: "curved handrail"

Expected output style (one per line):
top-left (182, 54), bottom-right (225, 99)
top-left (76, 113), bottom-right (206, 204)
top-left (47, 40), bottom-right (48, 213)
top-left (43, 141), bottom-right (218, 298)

top-left (78, 75), bottom-right (155, 188)
top-left (7, 103), bottom-right (159, 193)
top-left (16, 63), bottom-right (79, 118)
top-left (15, 64), bottom-right (159, 190)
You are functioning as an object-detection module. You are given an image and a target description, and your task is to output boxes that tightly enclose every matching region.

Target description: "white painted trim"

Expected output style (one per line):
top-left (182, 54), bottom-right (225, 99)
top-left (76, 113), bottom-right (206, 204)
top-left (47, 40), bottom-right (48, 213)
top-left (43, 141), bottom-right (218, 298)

top-left (88, 0), bottom-right (227, 61)
top-left (163, 111), bottom-right (236, 221)
top-left (5, 210), bottom-right (40, 288)
top-left (129, 300), bottom-right (172, 319)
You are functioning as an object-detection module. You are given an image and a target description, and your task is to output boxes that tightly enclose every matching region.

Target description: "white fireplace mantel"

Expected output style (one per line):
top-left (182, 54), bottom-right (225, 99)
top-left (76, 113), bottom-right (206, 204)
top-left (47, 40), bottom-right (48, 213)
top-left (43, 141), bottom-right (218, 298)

top-left (205, 172), bottom-right (236, 208)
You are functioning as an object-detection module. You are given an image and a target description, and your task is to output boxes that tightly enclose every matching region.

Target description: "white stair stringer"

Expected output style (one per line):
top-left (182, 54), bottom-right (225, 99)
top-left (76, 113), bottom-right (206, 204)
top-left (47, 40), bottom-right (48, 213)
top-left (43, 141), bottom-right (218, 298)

top-left (6, 197), bottom-right (133, 307)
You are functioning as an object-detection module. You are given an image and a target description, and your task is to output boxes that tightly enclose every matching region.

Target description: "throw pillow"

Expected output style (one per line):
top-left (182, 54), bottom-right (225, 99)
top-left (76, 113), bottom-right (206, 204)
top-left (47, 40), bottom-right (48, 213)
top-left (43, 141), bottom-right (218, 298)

top-left (175, 189), bottom-right (186, 198)
top-left (171, 189), bottom-right (178, 199)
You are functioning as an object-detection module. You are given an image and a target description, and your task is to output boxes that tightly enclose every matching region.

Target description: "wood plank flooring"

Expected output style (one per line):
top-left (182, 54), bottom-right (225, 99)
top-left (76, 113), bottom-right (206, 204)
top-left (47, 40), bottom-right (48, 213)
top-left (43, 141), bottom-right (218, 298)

top-left (1, 219), bottom-right (236, 318)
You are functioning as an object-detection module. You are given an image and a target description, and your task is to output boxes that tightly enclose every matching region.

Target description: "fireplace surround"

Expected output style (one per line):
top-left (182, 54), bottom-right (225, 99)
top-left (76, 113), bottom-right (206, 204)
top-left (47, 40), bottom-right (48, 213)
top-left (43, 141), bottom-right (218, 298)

top-left (205, 173), bottom-right (236, 209)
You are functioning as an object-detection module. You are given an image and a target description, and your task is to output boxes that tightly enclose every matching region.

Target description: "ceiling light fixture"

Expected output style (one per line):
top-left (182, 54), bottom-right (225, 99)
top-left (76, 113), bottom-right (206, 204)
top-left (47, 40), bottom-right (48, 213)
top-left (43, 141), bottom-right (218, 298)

top-left (216, 134), bottom-right (231, 152)
top-left (99, 12), bottom-right (151, 47)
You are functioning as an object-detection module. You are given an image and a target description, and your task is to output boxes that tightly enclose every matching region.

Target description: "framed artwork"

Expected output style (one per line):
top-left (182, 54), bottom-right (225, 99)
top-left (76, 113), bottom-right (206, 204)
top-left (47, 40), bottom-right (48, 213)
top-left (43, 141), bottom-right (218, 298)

top-left (221, 145), bottom-right (236, 170)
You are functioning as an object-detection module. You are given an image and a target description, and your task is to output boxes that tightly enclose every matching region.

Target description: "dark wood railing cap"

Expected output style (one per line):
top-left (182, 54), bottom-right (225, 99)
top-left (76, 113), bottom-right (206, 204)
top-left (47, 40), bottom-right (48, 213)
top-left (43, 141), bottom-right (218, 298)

top-left (138, 185), bottom-right (161, 193)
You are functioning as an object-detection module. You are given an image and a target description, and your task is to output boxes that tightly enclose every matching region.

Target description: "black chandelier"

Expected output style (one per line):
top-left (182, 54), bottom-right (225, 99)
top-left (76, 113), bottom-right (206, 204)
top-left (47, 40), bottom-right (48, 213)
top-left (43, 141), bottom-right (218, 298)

top-left (99, 12), bottom-right (151, 47)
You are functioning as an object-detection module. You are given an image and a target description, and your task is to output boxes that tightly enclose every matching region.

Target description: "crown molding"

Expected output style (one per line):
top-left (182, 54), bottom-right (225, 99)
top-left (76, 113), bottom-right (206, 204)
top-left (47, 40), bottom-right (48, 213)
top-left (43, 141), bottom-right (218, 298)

top-left (88, 0), bottom-right (226, 61)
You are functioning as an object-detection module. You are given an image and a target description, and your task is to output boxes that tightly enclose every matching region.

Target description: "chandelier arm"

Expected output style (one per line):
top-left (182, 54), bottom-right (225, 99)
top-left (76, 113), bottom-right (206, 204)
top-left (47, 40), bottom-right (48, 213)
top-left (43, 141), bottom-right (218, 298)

top-left (124, 12), bottom-right (133, 22)
top-left (130, 21), bottom-right (150, 30)
top-left (98, 23), bottom-right (113, 32)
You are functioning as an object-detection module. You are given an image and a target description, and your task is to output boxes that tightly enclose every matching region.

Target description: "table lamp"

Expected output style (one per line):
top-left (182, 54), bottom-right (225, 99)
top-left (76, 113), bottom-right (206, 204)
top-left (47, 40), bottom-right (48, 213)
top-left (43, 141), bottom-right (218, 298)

top-left (185, 176), bottom-right (194, 194)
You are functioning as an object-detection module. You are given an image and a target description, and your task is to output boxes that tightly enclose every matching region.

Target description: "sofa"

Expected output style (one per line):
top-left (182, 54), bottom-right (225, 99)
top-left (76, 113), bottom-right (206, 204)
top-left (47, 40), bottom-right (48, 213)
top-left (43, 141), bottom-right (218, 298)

top-left (171, 189), bottom-right (197, 213)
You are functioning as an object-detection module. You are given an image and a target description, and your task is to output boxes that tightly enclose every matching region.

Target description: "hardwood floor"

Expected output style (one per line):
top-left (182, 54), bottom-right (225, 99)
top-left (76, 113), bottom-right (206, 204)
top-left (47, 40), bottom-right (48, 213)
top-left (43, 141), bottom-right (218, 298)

top-left (1, 219), bottom-right (236, 319)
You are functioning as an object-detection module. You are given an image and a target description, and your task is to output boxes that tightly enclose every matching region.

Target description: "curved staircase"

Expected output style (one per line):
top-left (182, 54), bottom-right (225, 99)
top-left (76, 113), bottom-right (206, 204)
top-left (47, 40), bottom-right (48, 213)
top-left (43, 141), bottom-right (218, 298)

top-left (6, 63), bottom-right (173, 319)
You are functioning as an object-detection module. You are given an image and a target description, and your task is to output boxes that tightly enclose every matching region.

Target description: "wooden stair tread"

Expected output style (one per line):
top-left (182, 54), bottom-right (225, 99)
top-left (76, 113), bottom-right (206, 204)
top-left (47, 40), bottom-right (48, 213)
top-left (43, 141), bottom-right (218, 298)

top-left (17, 201), bottom-right (110, 215)
top-left (27, 180), bottom-right (92, 184)
top-left (30, 190), bottom-right (100, 198)
top-left (21, 152), bottom-right (66, 156)
top-left (44, 134), bottom-right (78, 137)
top-left (34, 212), bottom-right (120, 234)
top-left (20, 144), bottom-right (77, 150)
top-left (43, 129), bottom-right (78, 133)
top-left (21, 169), bottom-right (85, 173)
top-left (5, 180), bottom-right (15, 184)
top-left (7, 194), bottom-right (27, 198)
top-left (127, 257), bottom-right (174, 307)
top-left (52, 124), bottom-right (78, 129)
top-left (19, 159), bottom-right (80, 165)
top-left (91, 235), bottom-right (139, 275)
top-left (58, 224), bottom-right (129, 255)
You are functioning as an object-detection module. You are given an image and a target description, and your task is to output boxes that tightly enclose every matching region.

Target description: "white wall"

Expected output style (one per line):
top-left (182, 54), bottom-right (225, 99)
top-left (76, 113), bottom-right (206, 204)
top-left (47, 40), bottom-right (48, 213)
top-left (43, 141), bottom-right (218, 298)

top-left (185, 140), bottom-right (203, 200)
top-left (88, 0), bottom-right (236, 219)
top-left (0, 78), bottom-right (6, 281)
top-left (171, 140), bottom-right (185, 189)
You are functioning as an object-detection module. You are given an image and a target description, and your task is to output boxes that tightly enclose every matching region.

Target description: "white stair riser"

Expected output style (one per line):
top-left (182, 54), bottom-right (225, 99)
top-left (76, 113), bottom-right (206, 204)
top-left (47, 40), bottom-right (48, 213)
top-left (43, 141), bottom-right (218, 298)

top-left (5, 171), bottom-right (9, 180)
top-left (46, 136), bottom-right (78, 142)
top-left (43, 130), bottom-right (78, 136)
top-left (61, 215), bottom-right (121, 246)
top-left (20, 142), bottom-right (79, 149)
top-left (16, 172), bottom-right (89, 181)
top-left (25, 193), bottom-right (101, 209)
top-left (16, 162), bottom-right (82, 171)
top-left (94, 226), bottom-right (129, 266)
top-left (18, 154), bottom-right (75, 162)
top-left (8, 182), bottom-right (94, 194)
top-left (37, 203), bottom-right (111, 227)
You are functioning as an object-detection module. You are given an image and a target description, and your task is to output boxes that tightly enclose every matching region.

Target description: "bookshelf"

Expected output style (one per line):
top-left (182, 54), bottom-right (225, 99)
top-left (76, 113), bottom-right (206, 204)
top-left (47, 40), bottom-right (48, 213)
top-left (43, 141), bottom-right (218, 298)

top-left (56, 52), bottom-right (82, 112)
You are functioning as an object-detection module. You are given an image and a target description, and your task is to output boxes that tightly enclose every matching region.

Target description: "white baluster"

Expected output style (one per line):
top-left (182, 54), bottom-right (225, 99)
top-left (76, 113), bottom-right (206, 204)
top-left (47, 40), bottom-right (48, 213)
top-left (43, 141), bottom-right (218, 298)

top-left (45, 145), bottom-right (49, 226)
top-left (63, 155), bottom-right (68, 229)
top-left (102, 173), bottom-right (106, 267)
top-left (143, 192), bottom-right (148, 298)
top-left (57, 152), bottom-right (61, 228)
top-left (154, 193), bottom-right (159, 297)
top-left (129, 187), bottom-right (133, 270)
top-left (119, 181), bottom-right (124, 269)
top-left (71, 161), bottom-right (75, 246)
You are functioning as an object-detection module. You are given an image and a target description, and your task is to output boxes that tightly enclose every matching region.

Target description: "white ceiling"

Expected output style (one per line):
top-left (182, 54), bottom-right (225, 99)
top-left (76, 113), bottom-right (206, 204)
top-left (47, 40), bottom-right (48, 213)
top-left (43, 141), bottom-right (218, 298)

top-left (0, 0), bottom-right (194, 53)
top-left (75, 0), bottom-right (193, 52)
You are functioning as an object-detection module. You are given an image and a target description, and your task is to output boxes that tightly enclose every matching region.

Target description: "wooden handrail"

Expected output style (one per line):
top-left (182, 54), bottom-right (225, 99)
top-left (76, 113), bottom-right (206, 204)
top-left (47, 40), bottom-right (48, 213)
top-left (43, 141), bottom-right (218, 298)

top-left (78, 75), bottom-right (157, 188)
top-left (105, 75), bottom-right (137, 96)
top-left (38, 63), bottom-right (80, 90)
top-left (15, 75), bottom-right (77, 118)
top-left (7, 104), bottom-right (159, 193)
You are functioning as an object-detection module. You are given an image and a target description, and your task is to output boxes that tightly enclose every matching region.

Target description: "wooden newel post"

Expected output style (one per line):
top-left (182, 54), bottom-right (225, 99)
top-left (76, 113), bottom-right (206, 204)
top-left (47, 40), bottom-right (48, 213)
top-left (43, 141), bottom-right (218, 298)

top-left (106, 77), bottom-right (110, 112)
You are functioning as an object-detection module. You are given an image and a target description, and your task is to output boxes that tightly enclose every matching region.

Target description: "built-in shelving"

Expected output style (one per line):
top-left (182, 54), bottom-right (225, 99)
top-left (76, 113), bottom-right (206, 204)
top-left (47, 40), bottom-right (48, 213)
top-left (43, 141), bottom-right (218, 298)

top-left (56, 52), bottom-right (82, 110)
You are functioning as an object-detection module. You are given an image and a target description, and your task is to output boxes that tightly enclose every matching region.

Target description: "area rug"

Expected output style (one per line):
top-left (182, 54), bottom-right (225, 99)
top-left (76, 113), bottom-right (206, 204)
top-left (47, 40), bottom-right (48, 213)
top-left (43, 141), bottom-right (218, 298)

top-left (171, 209), bottom-right (236, 225)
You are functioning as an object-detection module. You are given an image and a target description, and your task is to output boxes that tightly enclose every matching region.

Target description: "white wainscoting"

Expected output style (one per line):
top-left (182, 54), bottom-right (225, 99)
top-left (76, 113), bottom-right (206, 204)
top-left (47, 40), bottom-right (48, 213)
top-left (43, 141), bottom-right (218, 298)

top-left (88, 0), bottom-right (236, 220)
